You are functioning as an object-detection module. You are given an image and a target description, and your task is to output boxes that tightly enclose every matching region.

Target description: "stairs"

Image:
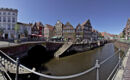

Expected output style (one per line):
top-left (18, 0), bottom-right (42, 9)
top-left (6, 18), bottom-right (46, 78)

top-left (54, 42), bottom-right (73, 58)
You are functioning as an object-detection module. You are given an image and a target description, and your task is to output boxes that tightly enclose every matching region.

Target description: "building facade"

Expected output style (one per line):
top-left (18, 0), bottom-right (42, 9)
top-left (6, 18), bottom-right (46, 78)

top-left (76, 19), bottom-right (93, 42)
top-left (92, 29), bottom-right (99, 41)
top-left (44, 24), bottom-right (54, 41)
top-left (81, 20), bottom-right (93, 41)
top-left (32, 22), bottom-right (44, 36)
top-left (63, 22), bottom-right (75, 41)
top-left (53, 20), bottom-right (64, 38)
top-left (0, 8), bottom-right (18, 39)
top-left (75, 24), bottom-right (83, 41)
top-left (124, 18), bottom-right (130, 40)
top-left (16, 22), bottom-right (32, 39)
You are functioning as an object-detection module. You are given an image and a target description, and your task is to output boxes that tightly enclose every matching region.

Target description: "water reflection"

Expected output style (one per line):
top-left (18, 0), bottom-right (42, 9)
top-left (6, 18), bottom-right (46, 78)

top-left (39, 43), bottom-right (119, 80)
top-left (7, 43), bottom-right (121, 80)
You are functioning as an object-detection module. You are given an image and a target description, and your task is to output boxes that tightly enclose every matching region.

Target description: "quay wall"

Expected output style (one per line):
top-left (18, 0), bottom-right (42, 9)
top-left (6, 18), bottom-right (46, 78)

top-left (114, 41), bottom-right (130, 52)
top-left (0, 42), bottom-right (63, 57)
top-left (69, 41), bottom-right (106, 52)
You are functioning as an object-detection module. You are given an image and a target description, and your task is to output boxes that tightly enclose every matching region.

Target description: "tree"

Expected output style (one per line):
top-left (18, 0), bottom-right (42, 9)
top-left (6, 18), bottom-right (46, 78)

top-left (24, 29), bottom-right (28, 37)
top-left (0, 28), bottom-right (4, 37)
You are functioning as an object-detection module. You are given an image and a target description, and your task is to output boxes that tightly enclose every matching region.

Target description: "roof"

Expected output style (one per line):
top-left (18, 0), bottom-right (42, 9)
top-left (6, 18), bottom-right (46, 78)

top-left (63, 22), bottom-right (74, 29)
top-left (33, 22), bottom-right (44, 28)
top-left (45, 24), bottom-right (54, 30)
top-left (126, 18), bottom-right (130, 28)
top-left (81, 19), bottom-right (91, 26)
top-left (0, 8), bottom-right (18, 12)
top-left (17, 22), bottom-right (32, 27)
top-left (36, 22), bottom-right (44, 27)
top-left (76, 24), bottom-right (81, 30)
top-left (81, 19), bottom-right (92, 29)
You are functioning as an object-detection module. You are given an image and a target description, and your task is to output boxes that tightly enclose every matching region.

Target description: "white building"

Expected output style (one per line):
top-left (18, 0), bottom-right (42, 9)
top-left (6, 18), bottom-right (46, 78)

top-left (0, 8), bottom-right (18, 39)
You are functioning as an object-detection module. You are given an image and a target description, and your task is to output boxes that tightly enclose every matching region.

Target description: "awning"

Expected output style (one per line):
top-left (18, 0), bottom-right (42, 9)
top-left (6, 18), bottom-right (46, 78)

top-left (52, 36), bottom-right (58, 39)
top-left (31, 34), bottom-right (43, 37)
top-left (31, 34), bottom-right (37, 36)
top-left (51, 36), bottom-right (64, 39)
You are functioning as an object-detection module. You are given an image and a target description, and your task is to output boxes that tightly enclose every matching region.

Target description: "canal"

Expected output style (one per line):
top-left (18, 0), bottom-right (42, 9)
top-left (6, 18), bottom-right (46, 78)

top-left (39, 43), bottom-right (121, 80)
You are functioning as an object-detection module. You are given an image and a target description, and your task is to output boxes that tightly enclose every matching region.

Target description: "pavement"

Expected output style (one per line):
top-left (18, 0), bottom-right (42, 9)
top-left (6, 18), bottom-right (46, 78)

top-left (0, 41), bottom-right (18, 48)
top-left (0, 41), bottom-right (46, 48)
top-left (114, 48), bottom-right (130, 80)
top-left (123, 50), bottom-right (130, 80)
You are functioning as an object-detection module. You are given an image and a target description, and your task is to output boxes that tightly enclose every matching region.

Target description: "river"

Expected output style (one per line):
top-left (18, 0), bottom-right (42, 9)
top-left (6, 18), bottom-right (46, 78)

top-left (39, 43), bottom-right (121, 80)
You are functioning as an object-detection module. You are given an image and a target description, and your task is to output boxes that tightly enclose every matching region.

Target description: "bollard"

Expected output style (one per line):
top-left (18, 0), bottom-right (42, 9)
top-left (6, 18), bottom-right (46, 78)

top-left (15, 57), bottom-right (19, 80)
top-left (95, 60), bottom-right (100, 80)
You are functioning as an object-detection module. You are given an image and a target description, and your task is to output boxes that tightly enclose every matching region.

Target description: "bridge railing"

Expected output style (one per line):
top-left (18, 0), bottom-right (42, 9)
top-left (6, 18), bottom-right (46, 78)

top-left (0, 48), bottom-right (124, 80)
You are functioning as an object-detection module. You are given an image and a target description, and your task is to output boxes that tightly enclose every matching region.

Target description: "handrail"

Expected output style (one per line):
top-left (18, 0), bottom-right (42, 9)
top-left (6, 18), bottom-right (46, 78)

top-left (22, 65), bottom-right (96, 79)
top-left (107, 61), bottom-right (119, 80)
top-left (100, 50), bottom-right (120, 65)
top-left (0, 49), bottom-right (121, 80)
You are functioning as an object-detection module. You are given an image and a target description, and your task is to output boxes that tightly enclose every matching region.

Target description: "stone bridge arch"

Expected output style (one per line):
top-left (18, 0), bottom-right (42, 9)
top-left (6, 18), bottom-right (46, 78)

top-left (20, 44), bottom-right (53, 69)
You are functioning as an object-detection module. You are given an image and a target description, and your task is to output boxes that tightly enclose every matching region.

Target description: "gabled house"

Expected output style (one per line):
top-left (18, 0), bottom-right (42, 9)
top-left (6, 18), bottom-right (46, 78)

top-left (63, 22), bottom-right (75, 41)
top-left (44, 24), bottom-right (54, 41)
top-left (75, 24), bottom-right (83, 41)
top-left (124, 18), bottom-right (130, 40)
top-left (53, 20), bottom-right (64, 38)
top-left (76, 19), bottom-right (93, 41)
top-left (32, 22), bottom-right (44, 36)
top-left (81, 19), bottom-right (93, 41)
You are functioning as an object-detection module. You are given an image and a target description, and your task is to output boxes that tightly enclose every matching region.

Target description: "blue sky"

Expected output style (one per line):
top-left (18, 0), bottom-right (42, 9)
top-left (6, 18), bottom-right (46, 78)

top-left (0, 0), bottom-right (130, 34)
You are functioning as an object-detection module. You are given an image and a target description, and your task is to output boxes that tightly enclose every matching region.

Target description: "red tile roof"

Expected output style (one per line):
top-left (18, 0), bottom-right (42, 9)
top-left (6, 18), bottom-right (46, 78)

top-left (45, 24), bottom-right (54, 30)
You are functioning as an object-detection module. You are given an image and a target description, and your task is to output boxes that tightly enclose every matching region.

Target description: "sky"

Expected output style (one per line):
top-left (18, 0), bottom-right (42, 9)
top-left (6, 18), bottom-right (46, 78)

top-left (0, 0), bottom-right (130, 34)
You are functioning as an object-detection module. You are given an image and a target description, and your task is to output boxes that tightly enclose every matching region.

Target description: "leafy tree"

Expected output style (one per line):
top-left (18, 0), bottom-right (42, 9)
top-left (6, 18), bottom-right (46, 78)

top-left (0, 28), bottom-right (4, 36)
top-left (24, 29), bottom-right (28, 37)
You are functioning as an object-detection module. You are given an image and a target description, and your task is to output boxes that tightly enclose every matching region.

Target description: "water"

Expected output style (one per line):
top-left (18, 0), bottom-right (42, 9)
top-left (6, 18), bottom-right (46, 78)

top-left (39, 43), bottom-right (120, 80)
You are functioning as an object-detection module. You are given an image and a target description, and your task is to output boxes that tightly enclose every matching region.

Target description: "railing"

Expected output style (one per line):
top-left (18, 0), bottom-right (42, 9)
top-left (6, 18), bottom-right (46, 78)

top-left (0, 48), bottom-right (124, 80)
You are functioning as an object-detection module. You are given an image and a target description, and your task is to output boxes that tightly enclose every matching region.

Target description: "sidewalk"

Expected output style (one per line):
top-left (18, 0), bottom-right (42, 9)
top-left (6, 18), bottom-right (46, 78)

top-left (0, 41), bottom-right (46, 48)
top-left (0, 41), bottom-right (18, 48)
top-left (114, 48), bottom-right (130, 80)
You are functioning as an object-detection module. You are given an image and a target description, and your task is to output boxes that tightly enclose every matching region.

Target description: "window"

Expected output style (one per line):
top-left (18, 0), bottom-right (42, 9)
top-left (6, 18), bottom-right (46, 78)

top-left (12, 24), bottom-right (15, 30)
top-left (3, 12), bottom-right (6, 15)
top-left (8, 12), bottom-right (10, 15)
top-left (8, 24), bottom-right (10, 30)
top-left (8, 17), bottom-right (11, 22)
top-left (12, 13), bottom-right (15, 15)
top-left (12, 17), bottom-right (15, 22)
top-left (0, 17), bottom-right (1, 22)
top-left (3, 17), bottom-right (6, 22)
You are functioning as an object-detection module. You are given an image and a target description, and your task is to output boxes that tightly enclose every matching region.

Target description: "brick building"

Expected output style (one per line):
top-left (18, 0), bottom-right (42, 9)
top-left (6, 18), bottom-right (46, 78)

top-left (63, 22), bottom-right (75, 41)
top-left (76, 19), bottom-right (93, 42)
top-left (31, 22), bottom-right (44, 40)
top-left (124, 18), bottom-right (130, 40)
top-left (44, 24), bottom-right (54, 41)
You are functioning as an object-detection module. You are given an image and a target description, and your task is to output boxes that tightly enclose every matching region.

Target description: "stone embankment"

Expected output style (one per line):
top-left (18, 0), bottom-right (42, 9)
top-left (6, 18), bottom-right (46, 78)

top-left (114, 41), bottom-right (130, 52)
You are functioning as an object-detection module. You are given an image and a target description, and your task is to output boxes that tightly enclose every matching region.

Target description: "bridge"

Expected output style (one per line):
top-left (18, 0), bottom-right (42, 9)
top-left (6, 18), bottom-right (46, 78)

top-left (0, 47), bottom-right (124, 80)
